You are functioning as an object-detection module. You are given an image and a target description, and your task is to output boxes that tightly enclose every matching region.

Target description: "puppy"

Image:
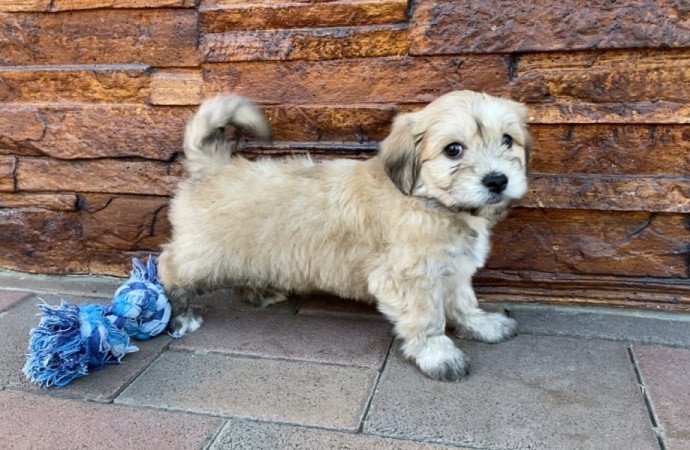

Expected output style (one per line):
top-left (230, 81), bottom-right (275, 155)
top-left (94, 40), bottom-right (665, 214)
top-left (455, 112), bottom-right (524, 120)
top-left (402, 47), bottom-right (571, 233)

top-left (159, 91), bottom-right (530, 381)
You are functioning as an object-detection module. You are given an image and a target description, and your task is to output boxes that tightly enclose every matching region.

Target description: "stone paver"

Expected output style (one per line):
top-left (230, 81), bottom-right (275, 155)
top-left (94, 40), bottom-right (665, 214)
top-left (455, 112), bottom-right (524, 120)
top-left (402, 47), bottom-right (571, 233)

top-left (0, 290), bottom-right (30, 313)
top-left (0, 294), bottom-right (170, 401)
top-left (170, 308), bottom-right (392, 368)
top-left (210, 418), bottom-right (458, 449)
top-left (0, 390), bottom-right (221, 450)
top-left (364, 335), bottom-right (658, 450)
top-left (117, 350), bottom-right (378, 431)
top-left (0, 270), bottom-right (122, 299)
top-left (634, 345), bottom-right (690, 449)
top-left (298, 293), bottom-right (386, 321)
top-left (506, 304), bottom-right (690, 347)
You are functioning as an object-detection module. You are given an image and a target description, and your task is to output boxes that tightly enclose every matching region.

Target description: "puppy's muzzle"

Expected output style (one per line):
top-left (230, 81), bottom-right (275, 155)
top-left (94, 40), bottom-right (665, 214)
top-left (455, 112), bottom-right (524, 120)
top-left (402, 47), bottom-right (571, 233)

top-left (482, 172), bottom-right (508, 194)
top-left (482, 172), bottom-right (509, 204)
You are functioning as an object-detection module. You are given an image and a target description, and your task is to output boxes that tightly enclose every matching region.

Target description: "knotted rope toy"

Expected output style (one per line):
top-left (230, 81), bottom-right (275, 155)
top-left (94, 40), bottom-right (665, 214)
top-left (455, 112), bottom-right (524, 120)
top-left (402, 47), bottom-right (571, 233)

top-left (23, 257), bottom-right (172, 388)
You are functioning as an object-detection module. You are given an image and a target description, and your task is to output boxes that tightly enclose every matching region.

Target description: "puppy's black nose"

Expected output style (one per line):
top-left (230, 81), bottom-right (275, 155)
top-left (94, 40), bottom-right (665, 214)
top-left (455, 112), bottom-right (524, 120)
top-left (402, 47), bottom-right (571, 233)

top-left (482, 172), bottom-right (508, 193)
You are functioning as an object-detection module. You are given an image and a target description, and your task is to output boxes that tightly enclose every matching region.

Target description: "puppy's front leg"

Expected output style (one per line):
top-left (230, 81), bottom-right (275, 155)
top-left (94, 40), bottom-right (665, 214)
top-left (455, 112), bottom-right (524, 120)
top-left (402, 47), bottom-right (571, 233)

top-left (168, 287), bottom-right (203, 338)
top-left (370, 271), bottom-right (469, 381)
top-left (445, 275), bottom-right (517, 343)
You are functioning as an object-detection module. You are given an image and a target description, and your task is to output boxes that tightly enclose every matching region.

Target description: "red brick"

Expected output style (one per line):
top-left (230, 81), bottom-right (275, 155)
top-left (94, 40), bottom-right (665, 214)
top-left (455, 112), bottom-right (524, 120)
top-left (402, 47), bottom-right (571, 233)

top-left (264, 105), bottom-right (397, 142)
top-left (0, 208), bottom-right (86, 273)
top-left (521, 175), bottom-right (689, 213)
top-left (203, 25), bottom-right (408, 62)
top-left (53, 0), bottom-right (196, 9)
top-left (515, 49), bottom-right (690, 104)
top-left (0, 104), bottom-right (192, 160)
top-left (410, 1), bottom-right (690, 54)
top-left (150, 70), bottom-right (203, 106)
top-left (0, 193), bottom-right (77, 210)
top-left (201, 0), bottom-right (407, 32)
top-left (16, 158), bottom-right (182, 195)
top-left (530, 124), bottom-right (690, 176)
top-left (0, 65), bottom-right (150, 103)
top-left (0, 0), bottom-right (50, 11)
top-left (81, 195), bottom-right (171, 274)
top-left (489, 210), bottom-right (688, 278)
top-left (527, 101), bottom-right (690, 124)
top-left (0, 106), bottom-right (46, 156)
top-left (204, 56), bottom-right (511, 104)
top-left (0, 10), bottom-right (200, 66)
top-left (0, 156), bottom-right (15, 191)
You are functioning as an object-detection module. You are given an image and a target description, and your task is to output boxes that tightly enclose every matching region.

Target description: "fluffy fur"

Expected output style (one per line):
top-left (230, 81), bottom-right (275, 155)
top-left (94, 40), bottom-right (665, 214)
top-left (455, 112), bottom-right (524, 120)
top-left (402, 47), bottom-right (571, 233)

top-left (159, 91), bottom-right (530, 381)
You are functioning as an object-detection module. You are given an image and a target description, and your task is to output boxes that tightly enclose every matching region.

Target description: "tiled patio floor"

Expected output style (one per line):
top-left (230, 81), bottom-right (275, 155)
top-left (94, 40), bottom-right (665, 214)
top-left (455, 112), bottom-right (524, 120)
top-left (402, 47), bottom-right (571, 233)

top-left (1, 271), bottom-right (688, 449)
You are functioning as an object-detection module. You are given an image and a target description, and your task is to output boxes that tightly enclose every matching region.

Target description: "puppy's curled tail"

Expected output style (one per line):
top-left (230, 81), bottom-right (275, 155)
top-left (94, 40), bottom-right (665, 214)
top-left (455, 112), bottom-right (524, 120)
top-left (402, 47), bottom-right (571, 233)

top-left (184, 94), bottom-right (272, 177)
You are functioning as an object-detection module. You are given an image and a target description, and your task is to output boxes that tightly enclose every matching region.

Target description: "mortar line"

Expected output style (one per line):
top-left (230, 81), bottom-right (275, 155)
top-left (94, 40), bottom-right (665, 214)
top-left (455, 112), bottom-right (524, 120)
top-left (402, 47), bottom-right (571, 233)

top-left (166, 345), bottom-right (387, 371)
top-left (627, 345), bottom-right (666, 450)
top-left (107, 337), bottom-right (177, 403)
top-left (203, 418), bottom-right (229, 450)
top-left (356, 336), bottom-right (395, 434)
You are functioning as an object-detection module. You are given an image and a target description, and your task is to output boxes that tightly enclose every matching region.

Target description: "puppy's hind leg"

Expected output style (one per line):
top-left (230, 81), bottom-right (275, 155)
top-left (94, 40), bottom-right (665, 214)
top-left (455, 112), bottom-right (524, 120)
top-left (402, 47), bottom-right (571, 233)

top-left (445, 275), bottom-right (517, 343)
top-left (234, 286), bottom-right (289, 308)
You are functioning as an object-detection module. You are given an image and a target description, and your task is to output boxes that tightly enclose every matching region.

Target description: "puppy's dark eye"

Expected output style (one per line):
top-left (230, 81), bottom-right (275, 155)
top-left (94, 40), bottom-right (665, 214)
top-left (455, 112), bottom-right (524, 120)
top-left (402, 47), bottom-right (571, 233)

top-left (501, 134), bottom-right (513, 148)
top-left (443, 142), bottom-right (464, 159)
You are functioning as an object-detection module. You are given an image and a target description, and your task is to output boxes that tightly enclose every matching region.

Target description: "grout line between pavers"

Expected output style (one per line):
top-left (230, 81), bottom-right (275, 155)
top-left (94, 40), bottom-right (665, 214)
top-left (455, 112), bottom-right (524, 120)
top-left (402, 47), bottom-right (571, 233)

top-left (0, 291), bottom-right (35, 317)
top-left (203, 418), bottom-right (229, 450)
top-left (112, 397), bottom-right (367, 434)
top-left (107, 337), bottom-right (178, 403)
top-left (627, 345), bottom-right (667, 450)
top-left (203, 415), bottom-right (484, 450)
top-left (0, 285), bottom-right (115, 300)
top-left (165, 346), bottom-right (386, 371)
top-left (511, 329), bottom-right (690, 350)
top-left (356, 336), bottom-right (395, 434)
top-left (2, 384), bottom-right (229, 425)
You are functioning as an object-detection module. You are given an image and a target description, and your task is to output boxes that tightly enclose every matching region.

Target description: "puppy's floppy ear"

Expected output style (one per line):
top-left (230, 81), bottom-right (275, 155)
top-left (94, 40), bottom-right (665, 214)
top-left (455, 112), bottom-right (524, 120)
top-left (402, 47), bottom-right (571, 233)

top-left (522, 129), bottom-right (532, 173)
top-left (379, 113), bottom-right (421, 195)
top-left (510, 99), bottom-right (531, 173)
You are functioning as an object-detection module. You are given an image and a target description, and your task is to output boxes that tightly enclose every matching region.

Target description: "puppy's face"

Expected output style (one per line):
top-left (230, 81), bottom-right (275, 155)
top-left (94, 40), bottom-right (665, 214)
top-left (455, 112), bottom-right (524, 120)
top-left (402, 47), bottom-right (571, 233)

top-left (380, 91), bottom-right (530, 211)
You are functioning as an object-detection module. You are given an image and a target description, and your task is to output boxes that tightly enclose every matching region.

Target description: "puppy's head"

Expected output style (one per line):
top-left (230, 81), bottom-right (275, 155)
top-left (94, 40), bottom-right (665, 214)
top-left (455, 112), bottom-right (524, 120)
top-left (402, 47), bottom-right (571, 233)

top-left (380, 91), bottom-right (530, 212)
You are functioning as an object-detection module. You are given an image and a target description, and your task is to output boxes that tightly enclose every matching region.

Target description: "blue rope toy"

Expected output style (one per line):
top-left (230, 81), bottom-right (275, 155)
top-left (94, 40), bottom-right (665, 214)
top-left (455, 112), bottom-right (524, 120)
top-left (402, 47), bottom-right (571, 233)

top-left (23, 257), bottom-right (172, 388)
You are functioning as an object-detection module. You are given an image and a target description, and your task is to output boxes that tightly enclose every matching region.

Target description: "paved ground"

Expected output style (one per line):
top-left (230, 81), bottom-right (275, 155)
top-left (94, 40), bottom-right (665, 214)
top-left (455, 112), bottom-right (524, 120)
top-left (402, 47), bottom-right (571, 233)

top-left (1, 271), bottom-right (689, 450)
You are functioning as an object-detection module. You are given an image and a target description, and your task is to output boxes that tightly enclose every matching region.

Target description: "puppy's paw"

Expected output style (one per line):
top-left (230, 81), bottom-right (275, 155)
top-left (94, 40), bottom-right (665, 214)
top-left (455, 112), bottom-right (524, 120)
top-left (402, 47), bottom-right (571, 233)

top-left (415, 335), bottom-right (470, 382)
top-left (168, 311), bottom-right (203, 338)
top-left (459, 311), bottom-right (517, 344)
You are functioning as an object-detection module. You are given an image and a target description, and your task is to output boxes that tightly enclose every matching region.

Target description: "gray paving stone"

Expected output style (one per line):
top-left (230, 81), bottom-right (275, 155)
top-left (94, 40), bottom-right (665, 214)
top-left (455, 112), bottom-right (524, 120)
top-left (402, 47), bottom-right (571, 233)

top-left (0, 390), bottom-right (221, 450)
top-left (0, 270), bottom-right (122, 299)
top-left (170, 308), bottom-right (392, 368)
top-left (298, 293), bottom-right (386, 321)
top-left (0, 290), bottom-right (30, 313)
top-left (505, 303), bottom-right (690, 347)
top-left (364, 335), bottom-right (658, 450)
top-left (210, 418), bottom-right (458, 449)
top-left (634, 345), bottom-right (690, 450)
top-left (0, 294), bottom-right (170, 401)
top-left (117, 351), bottom-right (378, 431)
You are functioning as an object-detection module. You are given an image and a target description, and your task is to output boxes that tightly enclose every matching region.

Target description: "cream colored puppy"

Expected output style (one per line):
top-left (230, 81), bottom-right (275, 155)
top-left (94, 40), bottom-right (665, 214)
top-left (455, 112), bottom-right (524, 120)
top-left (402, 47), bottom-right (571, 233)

top-left (159, 91), bottom-right (530, 381)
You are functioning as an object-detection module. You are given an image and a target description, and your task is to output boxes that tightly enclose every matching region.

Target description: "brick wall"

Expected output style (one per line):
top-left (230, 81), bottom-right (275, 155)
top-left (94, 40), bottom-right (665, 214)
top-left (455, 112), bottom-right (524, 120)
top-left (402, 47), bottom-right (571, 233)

top-left (0, 1), bottom-right (688, 309)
